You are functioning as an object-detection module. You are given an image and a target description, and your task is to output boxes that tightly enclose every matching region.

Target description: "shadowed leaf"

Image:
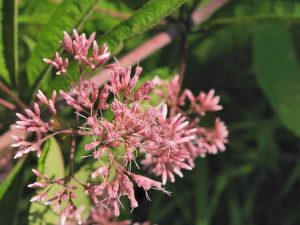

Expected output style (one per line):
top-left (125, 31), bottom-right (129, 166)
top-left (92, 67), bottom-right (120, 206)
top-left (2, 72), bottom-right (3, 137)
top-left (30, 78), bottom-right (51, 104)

top-left (0, 158), bottom-right (27, 225)
top-left (254, 22), bottom-right (300, 137)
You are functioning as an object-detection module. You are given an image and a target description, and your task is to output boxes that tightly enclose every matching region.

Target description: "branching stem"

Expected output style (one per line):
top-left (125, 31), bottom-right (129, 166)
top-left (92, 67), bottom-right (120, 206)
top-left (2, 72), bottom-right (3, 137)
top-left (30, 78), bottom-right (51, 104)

top-left (0, 81), bottom-right (27, 110)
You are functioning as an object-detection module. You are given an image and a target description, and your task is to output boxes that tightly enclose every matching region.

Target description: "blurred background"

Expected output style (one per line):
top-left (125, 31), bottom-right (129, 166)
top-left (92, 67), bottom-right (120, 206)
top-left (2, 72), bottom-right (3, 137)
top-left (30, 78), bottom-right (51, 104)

top-left (1, 0), bottom-right (300, 224)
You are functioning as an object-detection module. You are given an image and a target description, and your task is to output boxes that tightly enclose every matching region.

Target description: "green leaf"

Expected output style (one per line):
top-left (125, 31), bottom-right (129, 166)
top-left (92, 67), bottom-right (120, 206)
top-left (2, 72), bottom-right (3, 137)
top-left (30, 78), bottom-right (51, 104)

top-left (100, 0), bottom-right (188, 54)
top-left (254, 22), bottom-right (300, 137)
top-left (210, 164), bottom-right (254, 221)
top-left (28, 138), bottom-right (65, 225)
top-left (37, 0), bottom-right (187, 96)
top-left (278, 162), bottom-right (300, 200)
top-left (189, 25), bottom-right (251, 65)
top-left (71, 163), bottom-right (96, 220)
top-left (195, 158), bottom-right (210, 225)
top-left (228, 190), bottom-right (243, 225)
top-left (199, 0), bottom-right (300, 32)
top-left (26, 0), bottom-right (101, 99)
top-left (19, 0), bottom-right (60, 23)
top-left (0, 158), bottom-right (27, 225)
top-left (3, 0), bottom-right (19, 87)
top-left (0, 0), bottom-right (9, 84)
top-left (74, 135), bottom-right (94, 165)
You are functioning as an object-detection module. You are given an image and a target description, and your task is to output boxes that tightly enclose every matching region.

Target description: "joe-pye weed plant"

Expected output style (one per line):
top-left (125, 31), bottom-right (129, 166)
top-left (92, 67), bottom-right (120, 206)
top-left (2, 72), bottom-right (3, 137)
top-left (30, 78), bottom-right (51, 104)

top-left (11, 30), bottom-right (228, 224)
top-left (8, 0), bottom-right (300, 224)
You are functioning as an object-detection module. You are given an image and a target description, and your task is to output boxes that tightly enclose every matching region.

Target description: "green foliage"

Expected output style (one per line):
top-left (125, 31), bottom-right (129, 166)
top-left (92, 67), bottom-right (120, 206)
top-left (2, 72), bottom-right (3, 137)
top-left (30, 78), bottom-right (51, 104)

top-left (71, 163), bottom-right (96, 220)
top-left (0, 0), bottom-right (9, 84)
top-left (3, 0), bottom-right (19, 87)
top-left (37, 0), bottom-right (187, 96)
top-left (3, 0), bottom-right (300, 224)
top-left (28, 138), bottom-right (65, 225)
top-left (254, 23), bottom-right (300, 137)
top-left (200, 0), bottom-right (300, 31)
top-left (26, 0), bottom-right (101, 99)
top-left (19, 0), bottom-right (60, 25)
top-left (0, 158), bottom-right (27, 225)
top-left (100, 0), bottom-right (188, 54)
top-left (195, 159), bottom-right (209, 225)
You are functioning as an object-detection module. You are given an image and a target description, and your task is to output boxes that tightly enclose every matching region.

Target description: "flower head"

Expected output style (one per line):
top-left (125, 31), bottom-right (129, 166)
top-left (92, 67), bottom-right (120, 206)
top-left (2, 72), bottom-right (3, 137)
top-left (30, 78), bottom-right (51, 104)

top-left (11, 30), bottom-right (228, 224)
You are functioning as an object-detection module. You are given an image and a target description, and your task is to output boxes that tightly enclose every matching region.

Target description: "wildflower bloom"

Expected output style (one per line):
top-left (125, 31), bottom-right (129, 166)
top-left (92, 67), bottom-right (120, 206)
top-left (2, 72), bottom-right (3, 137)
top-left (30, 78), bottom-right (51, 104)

top-left (11, 30), bottom-right (228, 223)
top-left (11, 136), bottom-right (41, 158)
top-left (151, 75), bottom-right (229, 161)
top-left (37, 90), bottom-right (57, 114)
top-left (28, 169), bottom-right (81, 225)
top-left (198, 118), bottom-right (229, 154)
top-left (62, 29), bottom-right (110, 70)
top-left (87, 205), bottom-right (155, 225)
top-left (12, 90), bottom-right (58, 158)
top-left (88, 207), bottom-right (131, 225)
top-left (43, 52), bottom-right (69, 75)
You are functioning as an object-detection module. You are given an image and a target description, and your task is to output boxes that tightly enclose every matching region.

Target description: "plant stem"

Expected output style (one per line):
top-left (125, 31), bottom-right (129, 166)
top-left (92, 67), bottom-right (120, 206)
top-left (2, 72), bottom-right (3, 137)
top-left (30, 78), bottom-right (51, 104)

top-left (90, 0), bottom-right (230, 88)
top-left (0, 0), bottom-right (230, 154)
top-left (38, 129), bottom-right (74, 144)
top-left (66, 137), bottom-right (76, 183)
top-left (0, 98), bottom-right (16, 111)
top-left (0, 81), bottom-right (27, 110)
top-left (178, 30), bottom-right (188, 89)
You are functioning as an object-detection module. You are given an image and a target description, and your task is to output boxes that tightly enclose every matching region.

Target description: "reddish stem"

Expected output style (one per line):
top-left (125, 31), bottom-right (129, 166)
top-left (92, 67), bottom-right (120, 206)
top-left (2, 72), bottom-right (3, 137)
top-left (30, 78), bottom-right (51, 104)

top-left (0, 0), bottom-right (230, 155)
top-left (0, 98), bottom-right (16, 111)
top-left (66, 137), bottom-right (76, 183)
top-left (90, 0), bottom-right (230, 88)
top-left (0, 81), bottom-right (27, 110)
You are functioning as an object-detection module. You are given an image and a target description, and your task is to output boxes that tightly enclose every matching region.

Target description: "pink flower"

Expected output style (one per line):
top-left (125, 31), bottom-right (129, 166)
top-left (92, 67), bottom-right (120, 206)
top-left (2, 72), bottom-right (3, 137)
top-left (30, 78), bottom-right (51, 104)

top-left (89, 42), bottom-right (110, 69)
top-left (36, 90), bottom-right (57, 114)
top-left (91, 166), bottom-right (109, 179)
top-left (131, 174), bottom-right (165, 193)
top-left (84, 140), bottom-right (101, 151)
top-left (69, 30), bottom-right (95, 66)
top-left (27, 181), bottom-right (48, 188)
top-left (30, 192), bottom-right (47, 203)
top-left (61, 30), bottom-right (110, 70)
top-left (98, 84), bottom-right (109, 110)
top-left (106, 64), bottom-right (142, 99)
top-left (89, 207), bottom-right (132, 225)
top-left (43, 52), bottom-right (69, 75)
top-left (179, 89), bottom-right (222, 115)
top-left (61, 79), bottom-right (108, 114)
top-left (11, 136), bottom-right (41, 158)
top-left (141, 114), bottom-right (195, 184)
top-left (13, 29), bottom-right (228, 224)
top-left (199, 118), bottom-right (229, 155)
top-left (194, 89), bottom-right (223, 115)
top-left (86, 172), bottom-right (139, 217)
top-left (15, 104), bottom-right (50, 133)
top-left (133, 81), bottom-right (154, 101)
top-left (61, 201), bottom-right (82, 225)
top-left (62, 31), bottom-right (74, 54)
top-left (60, 90), bottom-right (83, 111)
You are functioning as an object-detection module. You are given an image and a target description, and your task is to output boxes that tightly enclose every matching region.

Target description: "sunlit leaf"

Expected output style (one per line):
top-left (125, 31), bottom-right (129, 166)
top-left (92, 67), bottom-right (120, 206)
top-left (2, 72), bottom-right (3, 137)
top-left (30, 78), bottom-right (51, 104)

top-left (28, 138), bottom-right (65, 225)
top-left (37, 0), bottom-right (187, 96)
top-left (26, 0), bottom-right (101, 99)
top-left (100, 0), bottom-right (188, 54)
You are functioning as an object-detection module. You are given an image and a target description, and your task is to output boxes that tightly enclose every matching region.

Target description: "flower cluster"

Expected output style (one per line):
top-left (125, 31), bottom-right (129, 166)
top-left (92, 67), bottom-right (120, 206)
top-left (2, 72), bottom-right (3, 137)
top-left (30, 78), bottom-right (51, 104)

top-left (12, 30), bottom-right (228, 224)
top-left (44, 29), bottom-right (110, 74)
top-left (152, 75), bottom-right (228, 164)
top-left (84, 207), bottom-right (152, 225)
